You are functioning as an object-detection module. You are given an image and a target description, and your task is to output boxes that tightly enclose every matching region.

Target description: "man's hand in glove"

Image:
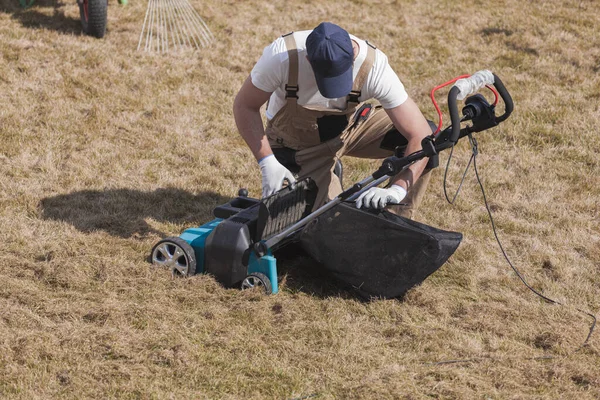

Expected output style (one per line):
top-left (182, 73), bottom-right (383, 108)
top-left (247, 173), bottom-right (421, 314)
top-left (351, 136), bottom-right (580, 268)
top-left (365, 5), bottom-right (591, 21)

top-left (355, 184), bottom-right (407, 210)
top-left (259, 154), bottom-right (296, 198)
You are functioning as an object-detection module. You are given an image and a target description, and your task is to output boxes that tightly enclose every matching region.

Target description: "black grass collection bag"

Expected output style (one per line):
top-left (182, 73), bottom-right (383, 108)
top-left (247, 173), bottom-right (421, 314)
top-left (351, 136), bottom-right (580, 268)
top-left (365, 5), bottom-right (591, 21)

top-left (299, 203), bottom-right (462, 299)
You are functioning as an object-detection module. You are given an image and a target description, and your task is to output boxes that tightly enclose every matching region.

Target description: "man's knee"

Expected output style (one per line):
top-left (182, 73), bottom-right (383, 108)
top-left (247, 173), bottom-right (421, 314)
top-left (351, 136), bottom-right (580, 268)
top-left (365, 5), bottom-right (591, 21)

top-left (272, 147), bottom-right (301, 174)
top-left (379, 120), bottom-right (439, 169)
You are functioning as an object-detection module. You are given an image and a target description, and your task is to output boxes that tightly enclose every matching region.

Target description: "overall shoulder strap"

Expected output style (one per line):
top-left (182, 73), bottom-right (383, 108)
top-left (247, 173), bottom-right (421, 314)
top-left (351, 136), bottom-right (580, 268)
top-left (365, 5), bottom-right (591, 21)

top-left (282, 32), bottom-right (299, 105)
top-left (347, 41), bottom-right (377, 106)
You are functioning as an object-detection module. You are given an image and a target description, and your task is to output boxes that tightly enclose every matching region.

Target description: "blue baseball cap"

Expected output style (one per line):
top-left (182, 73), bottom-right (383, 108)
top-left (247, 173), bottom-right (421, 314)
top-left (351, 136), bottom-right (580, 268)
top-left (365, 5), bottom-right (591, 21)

top-left (306, 22), bottom-right (354, 99)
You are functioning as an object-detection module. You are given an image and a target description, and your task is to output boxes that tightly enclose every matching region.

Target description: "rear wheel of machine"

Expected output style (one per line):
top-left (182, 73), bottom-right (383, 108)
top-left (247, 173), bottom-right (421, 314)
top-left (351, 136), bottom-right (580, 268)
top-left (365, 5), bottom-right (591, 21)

top-left (151, 237), bottom-right (197, 277)
top-left (241, 273), bottom-right (272, 295)
top-left (79, 0), bottom-right (107, 38)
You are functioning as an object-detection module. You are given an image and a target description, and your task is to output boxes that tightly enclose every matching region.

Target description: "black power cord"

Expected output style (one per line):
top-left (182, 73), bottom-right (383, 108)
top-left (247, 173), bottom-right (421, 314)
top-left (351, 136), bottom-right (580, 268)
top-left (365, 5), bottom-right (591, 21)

top-left (442, 142), bottom-right (474, 205)
top-left (442, 133), bottom-right (596, 355)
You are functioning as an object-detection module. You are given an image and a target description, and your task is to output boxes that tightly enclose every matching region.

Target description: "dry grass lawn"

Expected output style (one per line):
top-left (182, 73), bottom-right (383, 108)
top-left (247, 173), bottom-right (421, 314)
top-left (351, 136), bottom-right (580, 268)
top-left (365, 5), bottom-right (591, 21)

top-left (1, 0), bottom-right (599, 398)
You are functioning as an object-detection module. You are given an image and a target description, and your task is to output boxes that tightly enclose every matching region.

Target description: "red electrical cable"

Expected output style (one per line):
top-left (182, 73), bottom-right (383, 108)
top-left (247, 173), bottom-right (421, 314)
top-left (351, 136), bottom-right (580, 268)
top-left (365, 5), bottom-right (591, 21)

top-left (488, 85), bottom-right (499, 106)
top-left (430, 75), bottom-right (500, 136)
top-left (430, 74), bottom-right (469, 136)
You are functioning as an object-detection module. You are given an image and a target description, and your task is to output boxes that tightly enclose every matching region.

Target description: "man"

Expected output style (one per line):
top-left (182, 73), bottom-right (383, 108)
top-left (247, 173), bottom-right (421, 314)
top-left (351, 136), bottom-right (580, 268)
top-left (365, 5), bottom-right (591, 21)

top-left (233, 22), bottom-right (434, 219)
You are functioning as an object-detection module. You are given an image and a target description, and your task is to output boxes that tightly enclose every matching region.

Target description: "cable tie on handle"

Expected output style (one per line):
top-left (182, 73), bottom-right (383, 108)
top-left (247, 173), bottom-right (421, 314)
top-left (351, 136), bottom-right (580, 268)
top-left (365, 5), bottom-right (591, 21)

top-left (469, 134), bottom-right (478, 156)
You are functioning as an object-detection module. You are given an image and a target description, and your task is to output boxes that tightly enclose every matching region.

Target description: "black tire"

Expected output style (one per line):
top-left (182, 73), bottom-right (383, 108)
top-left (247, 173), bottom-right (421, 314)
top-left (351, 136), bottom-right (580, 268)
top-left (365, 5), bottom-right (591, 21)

top-left (79, 0), bottom-right (107, 38)
top-left (151, 237), bottom-right (197, 277)
top-left (240, 272), bottom-right (273, 295)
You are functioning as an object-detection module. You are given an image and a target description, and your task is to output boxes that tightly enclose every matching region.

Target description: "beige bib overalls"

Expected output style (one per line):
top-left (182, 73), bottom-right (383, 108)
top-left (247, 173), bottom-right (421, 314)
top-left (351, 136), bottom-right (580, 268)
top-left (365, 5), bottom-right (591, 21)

top-left (265, 33), bottom-right (432, 219)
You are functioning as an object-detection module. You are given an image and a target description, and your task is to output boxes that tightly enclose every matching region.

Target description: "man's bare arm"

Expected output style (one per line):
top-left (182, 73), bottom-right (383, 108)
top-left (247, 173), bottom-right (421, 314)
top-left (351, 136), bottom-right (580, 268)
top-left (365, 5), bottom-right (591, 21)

top-left (233, 76), bottom-right (274, 161)
top-left (384, 97), bottom-right (432, 191)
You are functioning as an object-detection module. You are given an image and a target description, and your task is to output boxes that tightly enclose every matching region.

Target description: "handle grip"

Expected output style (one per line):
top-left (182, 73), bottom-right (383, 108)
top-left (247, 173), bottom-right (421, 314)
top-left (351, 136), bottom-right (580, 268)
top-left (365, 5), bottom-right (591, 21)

top-left (448, 86), bottom-right (461, 143)
top-left (492, 73), bottom-right (513, 123)
top-left (446, 71), bottom-right (514, 143)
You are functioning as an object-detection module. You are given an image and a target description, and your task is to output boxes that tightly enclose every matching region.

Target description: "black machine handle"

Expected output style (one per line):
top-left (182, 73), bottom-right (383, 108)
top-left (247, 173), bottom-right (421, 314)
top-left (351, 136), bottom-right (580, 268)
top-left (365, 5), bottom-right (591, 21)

top-left (365, 72), bottom-right (514, 182)
top-left (448, 86), bottom-right (462, 144)
top-left (446, 73), bottom-right (513, 143)
top-left (492, 73), bottom-right (514, 123)
top-left (262, 73), bottom-right (514, 252)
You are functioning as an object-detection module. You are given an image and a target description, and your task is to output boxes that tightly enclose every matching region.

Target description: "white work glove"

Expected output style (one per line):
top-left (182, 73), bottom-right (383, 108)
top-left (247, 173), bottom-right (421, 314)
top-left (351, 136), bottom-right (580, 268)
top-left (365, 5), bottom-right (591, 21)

top-left (355, 184), bottom-right (407, 210)
top-left (258, 154), bottom-right (296, 198)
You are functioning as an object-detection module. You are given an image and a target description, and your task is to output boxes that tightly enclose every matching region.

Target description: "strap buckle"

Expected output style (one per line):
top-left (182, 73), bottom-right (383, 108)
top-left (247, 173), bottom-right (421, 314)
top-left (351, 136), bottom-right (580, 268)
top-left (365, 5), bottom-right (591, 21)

top-left (285, 84), bottom-right (299, 99)
top-left (347, 90), bottom-right (361, 104)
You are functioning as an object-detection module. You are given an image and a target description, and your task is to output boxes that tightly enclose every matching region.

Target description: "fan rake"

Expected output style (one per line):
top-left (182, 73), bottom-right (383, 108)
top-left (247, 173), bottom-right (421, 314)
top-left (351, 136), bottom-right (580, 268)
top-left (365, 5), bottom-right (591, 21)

top-left (137, 0), bottom-right (213, 52)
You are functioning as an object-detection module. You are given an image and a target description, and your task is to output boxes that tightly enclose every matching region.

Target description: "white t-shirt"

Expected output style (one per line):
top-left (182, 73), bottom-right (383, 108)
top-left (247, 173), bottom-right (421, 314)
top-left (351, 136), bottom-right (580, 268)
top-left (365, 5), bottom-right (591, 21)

top-left (251, 30), bottom-right (409, 120)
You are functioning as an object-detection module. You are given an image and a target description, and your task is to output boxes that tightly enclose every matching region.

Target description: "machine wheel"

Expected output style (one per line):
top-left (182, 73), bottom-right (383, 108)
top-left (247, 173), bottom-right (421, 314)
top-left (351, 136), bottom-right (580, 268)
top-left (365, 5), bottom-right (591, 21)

top-left (241, 272), bottom-right (272, 295)
top-left (79, 0), bottom-right (107, 38)
top-left (151, 237), bottom-right (197, 277)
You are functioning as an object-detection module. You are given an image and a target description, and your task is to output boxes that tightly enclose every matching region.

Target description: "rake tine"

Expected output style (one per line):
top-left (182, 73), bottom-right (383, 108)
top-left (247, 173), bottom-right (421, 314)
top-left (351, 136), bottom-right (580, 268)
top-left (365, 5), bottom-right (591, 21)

top-left (137, 0), bottom-right (152, 50)
top-left (137, 0), bottom-right (213, 51)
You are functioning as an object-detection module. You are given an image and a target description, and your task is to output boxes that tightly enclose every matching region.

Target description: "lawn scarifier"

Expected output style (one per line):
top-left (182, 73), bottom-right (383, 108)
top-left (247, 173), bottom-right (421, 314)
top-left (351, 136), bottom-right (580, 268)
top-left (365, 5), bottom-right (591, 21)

top-left (150, 70), bottom-right (514, 298)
